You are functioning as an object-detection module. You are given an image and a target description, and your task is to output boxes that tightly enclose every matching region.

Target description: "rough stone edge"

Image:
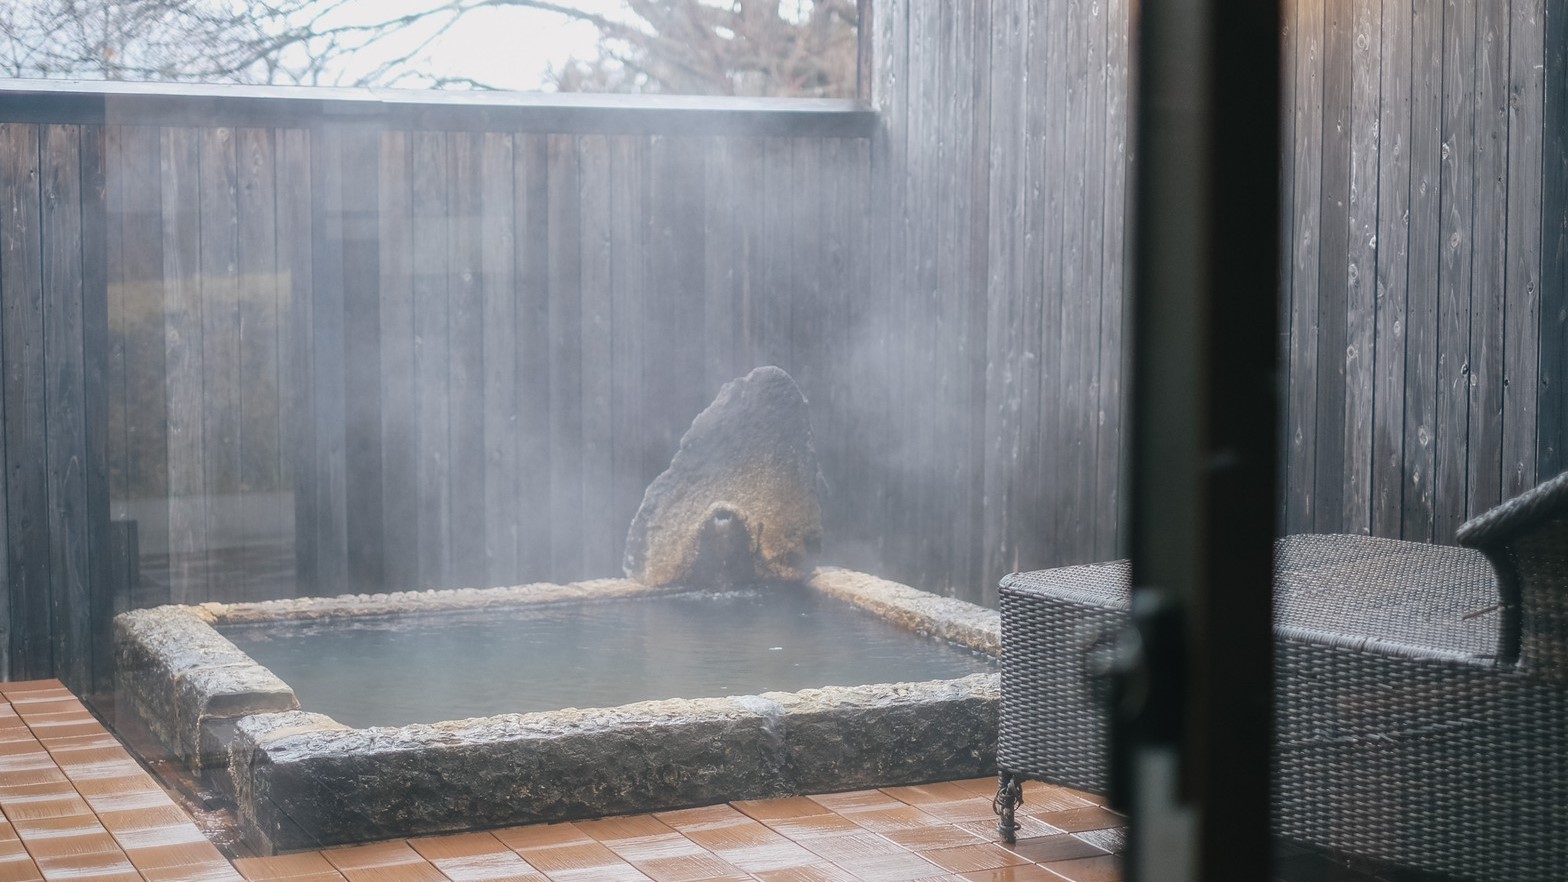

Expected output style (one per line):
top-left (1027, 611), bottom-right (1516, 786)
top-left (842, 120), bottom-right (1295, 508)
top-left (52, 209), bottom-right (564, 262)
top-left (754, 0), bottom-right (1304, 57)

top-left (763, 673), bottom-right (1000, 795)
top-left (807, 567), bottom-right (1002, 656)
top-left (114, 606), bottom-right (299, 765)
top-left (116, 569), bottom-right (1002, 851)
top-left (201, 578), bottom-right (684, 625)
top-left (226, 676), bottom-right (998, 853)
top-left (230, 697), bottom-right (784, 852)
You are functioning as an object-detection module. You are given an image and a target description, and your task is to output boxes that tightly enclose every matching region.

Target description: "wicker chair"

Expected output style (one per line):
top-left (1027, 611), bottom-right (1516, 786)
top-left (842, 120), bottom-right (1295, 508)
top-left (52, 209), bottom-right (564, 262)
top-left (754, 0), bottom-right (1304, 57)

top-left (995, 470), bottom-right (1568, 881)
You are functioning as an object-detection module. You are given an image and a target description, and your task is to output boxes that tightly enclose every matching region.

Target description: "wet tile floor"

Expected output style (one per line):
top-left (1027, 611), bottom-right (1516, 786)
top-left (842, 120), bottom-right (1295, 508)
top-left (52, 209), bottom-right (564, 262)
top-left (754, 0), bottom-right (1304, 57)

top-left (0, 680), bottom-right (1445, 882)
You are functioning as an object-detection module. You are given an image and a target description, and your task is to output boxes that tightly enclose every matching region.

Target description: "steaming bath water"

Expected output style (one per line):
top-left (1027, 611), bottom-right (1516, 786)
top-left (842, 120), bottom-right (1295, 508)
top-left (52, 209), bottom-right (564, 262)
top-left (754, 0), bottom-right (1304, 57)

top-left (219, 583), bottom-right (996, 728)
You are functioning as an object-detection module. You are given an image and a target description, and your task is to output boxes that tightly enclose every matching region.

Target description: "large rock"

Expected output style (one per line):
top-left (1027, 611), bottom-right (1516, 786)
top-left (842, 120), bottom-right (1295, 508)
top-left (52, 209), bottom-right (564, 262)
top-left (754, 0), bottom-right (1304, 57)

top-left (625, 366), bottom-right (825, 586)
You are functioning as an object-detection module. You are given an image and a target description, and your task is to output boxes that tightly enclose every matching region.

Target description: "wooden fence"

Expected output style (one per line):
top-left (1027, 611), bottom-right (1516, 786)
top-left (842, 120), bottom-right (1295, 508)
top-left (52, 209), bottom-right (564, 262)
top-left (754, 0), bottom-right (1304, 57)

top-left (0, 83), bottom-right (877, 691)
top-left (865, 0), bottom-right (1568, 603)
top-left (1, 0), bottom-right (1565, 690)
top-left (1280, 0), bottom-right (1568, 542)
top-left (866, 0), bottom-right (1134, 604)
top-left (299, 125), bottom-right (876, 598)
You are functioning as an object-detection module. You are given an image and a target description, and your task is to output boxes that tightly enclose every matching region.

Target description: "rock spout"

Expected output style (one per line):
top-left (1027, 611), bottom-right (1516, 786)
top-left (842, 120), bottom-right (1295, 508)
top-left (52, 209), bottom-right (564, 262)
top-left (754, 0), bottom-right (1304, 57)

top-left (624, 366), bottom-right (825, 586)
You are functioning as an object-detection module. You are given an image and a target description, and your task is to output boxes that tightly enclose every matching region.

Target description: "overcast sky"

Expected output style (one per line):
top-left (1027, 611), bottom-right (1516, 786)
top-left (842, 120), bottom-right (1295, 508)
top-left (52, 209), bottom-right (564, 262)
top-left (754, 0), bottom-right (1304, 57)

top-left (303, 0), bottom-right (630, 90)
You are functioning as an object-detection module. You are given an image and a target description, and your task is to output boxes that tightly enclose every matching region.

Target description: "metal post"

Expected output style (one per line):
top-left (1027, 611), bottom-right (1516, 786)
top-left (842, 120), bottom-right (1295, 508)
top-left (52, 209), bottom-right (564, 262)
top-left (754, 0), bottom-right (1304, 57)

top-left (1121, 0), bottom-right (1281, 880)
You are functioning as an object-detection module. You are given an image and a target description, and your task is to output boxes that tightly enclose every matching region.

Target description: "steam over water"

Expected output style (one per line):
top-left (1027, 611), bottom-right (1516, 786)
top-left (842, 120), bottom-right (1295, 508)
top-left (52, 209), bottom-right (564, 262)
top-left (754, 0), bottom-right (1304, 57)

top-left (220, 583), bottom-right (995, 727)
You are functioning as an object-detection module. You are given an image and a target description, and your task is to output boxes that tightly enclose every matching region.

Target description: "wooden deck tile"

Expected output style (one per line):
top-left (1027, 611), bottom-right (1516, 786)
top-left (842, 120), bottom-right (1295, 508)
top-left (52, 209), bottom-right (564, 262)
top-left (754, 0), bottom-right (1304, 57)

top-left (0, 680), bottom-right (1139, 882)
top-left (231, 852), bottom-right (338, 880)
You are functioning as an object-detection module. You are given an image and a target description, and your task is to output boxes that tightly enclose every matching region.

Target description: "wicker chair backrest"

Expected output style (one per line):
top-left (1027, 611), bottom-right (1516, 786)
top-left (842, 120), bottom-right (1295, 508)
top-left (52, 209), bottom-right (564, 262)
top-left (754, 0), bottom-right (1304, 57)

top-left (1456, 469), bottom-right (1568, 682)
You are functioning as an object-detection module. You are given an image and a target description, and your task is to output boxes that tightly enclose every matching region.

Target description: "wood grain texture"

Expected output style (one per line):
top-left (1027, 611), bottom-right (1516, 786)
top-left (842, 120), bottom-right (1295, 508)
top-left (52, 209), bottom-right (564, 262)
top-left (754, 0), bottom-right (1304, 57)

top-left (1342, 0), bottom-right (1381, 534)
top-left (1314, 0), bottom-right (1352, 535)
top-left (1279, 0), bottom-right (1298, 532)
top-left (1469, 0), bottom-right (1510, 518)
top-left (339, 126), bottom-right (383, 595)
top-left (577, 133), bottom-right (615, 575)
top-left (236, 128), bottom-right (286, 583)
top-left (41, 124), bottom-right (90, 689)
top-left (445, 132), bottom-right (484, 587)
top-left (1, 124), bottom-right (50, 675)
top-left (412, 130), bottom-right (451, 589)
top-left (982, 0), bottom-right (1026, 589)
top-left (0, 0), bottom-right (1557, 629)
top-left (514, 134), bottom-right (552, 581)
top-left (479, 132), bottom-right (518, 585)
top-left (1092, 0), bottom-right (1130, 564)
top-left (80, 124), bottom-right (111, 691)
top-left (1543, 0), bottom-right (1568, 479)
top-left (199, 127), bottom-right (242, 558)
top-left (1434, 0), bottom-right (1477, 540)
top-left (1056, 0), bottom-right (1094, 567)
top-left (1503, 0), bottom-right (1545, 498)
top-left (545, 134), bottom-right (583, 580)
top-left (1372, 0), bottom-right (1412, 538)
top-left (277, 128), bottom-right (312, 596)
top-left (160, 126), bottom-right (207, 602)
top-left (609, 135), bottom-right (647, 573)
top-left (378, 130), bottom-right (418, 591)
top-left (307, 125), bottom-right (348, 595)
top-left (1287, 0), bottom-right (1324, 534)
top-left (1402, 0), bottom-right (1444, 541)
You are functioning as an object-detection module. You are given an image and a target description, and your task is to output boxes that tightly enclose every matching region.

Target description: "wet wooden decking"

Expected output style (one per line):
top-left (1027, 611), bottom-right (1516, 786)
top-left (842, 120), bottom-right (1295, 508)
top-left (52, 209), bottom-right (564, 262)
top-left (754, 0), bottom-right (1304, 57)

top-left (1, 678), bottom-right (1449, 882)
top-left (0, 679), bottom-right (1120, 882)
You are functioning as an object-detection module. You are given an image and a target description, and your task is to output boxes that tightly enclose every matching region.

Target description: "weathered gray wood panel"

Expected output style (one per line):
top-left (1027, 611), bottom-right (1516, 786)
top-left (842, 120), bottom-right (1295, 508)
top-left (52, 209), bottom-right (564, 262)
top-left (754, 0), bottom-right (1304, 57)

top-left (479, 132), bottom-right (519, 586)
top-left (1342, 0), bottom-right (1381, 534)
top-left (340, 126), bottom-right (385, 597)
top-left (872, 0), bottom-right (1561, 598)
top-left (41, 124), bottom-right (92, 689)
top-left (159, 126), bottom-right (207, 603)
top-left (236, 128), bottom-right (286, 594)
top-left (79, 124), bottom-right (112, 690)
top-left (1434, 0), bottom-right (1476, 541)
top-left (446, 132), bottom-right (485, 589)
top-left (870, 0), bottom-right (1133, 598)
top-left (1544, 0), bottom-right (1568, 480)
top-left (377, 131), bottom-right (417, 592)
top-left (1, 124), bottom-right (51, 677)
top-left (1314, 0), bottom-right (1351, 536)
top-left (278, 128), bottom-right (311, 598)
top-left (411, 129), bottom-right (451, 590)
top-left (0, 0), bottom-right (1562, 658)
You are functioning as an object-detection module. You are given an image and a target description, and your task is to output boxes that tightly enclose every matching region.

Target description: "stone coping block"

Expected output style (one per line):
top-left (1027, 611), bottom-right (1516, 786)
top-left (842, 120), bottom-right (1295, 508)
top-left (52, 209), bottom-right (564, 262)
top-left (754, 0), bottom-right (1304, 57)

top-left (114, 571), bottom-right (1001, 853)
top-left (808, 568), bottom-right (1002, 656)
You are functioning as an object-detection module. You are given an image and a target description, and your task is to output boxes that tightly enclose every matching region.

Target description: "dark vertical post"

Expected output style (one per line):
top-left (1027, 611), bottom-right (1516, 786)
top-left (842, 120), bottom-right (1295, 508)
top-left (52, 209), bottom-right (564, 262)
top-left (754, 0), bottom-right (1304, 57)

top-left (446, 132), bottom-right (485, 587)
top-left (1125, 2), bottom-right (1280, 882)
top-left (3, 124), bottom-right (54, 679)
top-left (1541, 0), bottom-right (1568, 478)
top-left (306, 123), bottom-right (349, 594)
top-left (42, 124), bottom-right (91, 692)
top-left (857, 0), bottom-right (875, 105)
top-left (79, 124), bottom-right (113, 693)
top-left (341, 125), bottom-right (384, 594)
top-left (279, 129), bottom-right (315, 597)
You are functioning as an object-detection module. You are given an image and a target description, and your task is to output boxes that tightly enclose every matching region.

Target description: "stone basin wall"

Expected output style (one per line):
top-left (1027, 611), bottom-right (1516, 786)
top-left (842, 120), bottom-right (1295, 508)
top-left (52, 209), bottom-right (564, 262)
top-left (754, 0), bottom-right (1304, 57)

top-left (114, 570), bottom-right (1001, 853)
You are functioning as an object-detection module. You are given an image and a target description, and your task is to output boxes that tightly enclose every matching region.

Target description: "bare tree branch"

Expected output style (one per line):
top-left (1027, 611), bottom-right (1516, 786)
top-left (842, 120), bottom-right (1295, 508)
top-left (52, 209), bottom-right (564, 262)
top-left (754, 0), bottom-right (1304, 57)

top-left (0, 0), bottom-right (857, 97)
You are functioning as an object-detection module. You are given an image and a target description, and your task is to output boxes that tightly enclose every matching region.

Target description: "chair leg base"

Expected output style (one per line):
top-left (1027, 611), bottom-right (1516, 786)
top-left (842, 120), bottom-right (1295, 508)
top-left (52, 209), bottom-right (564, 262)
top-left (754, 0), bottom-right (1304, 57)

top-left (993, 771), bottom-right (1023, 844)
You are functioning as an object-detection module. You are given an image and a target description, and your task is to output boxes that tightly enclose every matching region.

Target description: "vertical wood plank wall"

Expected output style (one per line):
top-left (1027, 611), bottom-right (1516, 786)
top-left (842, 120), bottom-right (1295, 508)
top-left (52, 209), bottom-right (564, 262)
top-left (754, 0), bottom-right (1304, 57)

top-left (0, 0), bottom-right (1566, 693)
top-left (1279, 0), bottom-right (1566, 539)
top-left (323, 128), bottom-right (874, 596)
top-left (94, 124), bottom-right (874, 604)
top-left (869, 0), bottom-right (1134, 604)
top-left (0, 123), bottom-right (109, 686)
top-left (869, 0), bottom-right (1567, 600)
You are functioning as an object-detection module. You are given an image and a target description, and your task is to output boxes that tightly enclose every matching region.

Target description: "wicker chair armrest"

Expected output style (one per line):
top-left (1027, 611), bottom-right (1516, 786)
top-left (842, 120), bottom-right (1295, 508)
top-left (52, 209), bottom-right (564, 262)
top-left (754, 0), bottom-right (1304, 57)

top-left (1455, 470), bottom-right (1568, 549)
top-left (1455, 470), bottom-right (1568, 677)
